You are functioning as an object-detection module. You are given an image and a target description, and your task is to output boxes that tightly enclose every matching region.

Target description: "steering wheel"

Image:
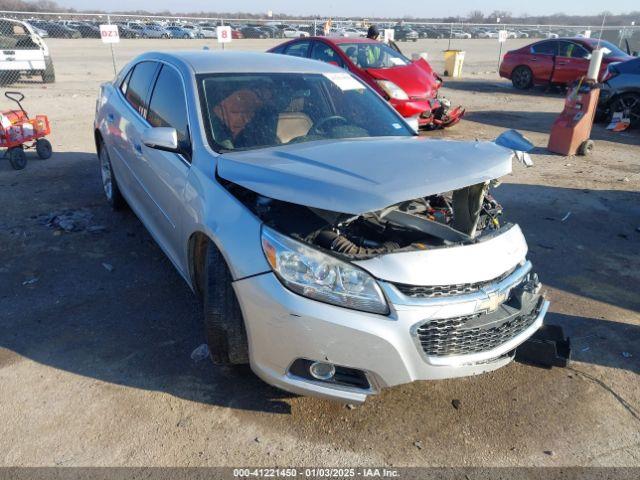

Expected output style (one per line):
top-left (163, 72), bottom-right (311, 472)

top-left (309, 115), bottom-right (348, 135)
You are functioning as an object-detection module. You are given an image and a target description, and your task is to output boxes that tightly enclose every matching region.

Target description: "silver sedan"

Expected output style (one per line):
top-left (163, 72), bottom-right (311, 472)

top-left (94, 51), bottom-right (547, 403)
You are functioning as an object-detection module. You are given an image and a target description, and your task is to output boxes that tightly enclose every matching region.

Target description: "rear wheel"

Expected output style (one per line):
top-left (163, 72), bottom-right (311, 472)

top-left (98, 140), bottom-right (126, 210)
top-left (35, 138), bottom-right (52, 159)
top-left (577, 139), bottom-right (594, 156)
top-left (203, 242), bottom-right (249, 366)
top-left (8, 146), bottom-right (26, 170)
top-left (42, 57), bottom-right (55, 83)
top-left (512, 65), bottom-right (533, 90)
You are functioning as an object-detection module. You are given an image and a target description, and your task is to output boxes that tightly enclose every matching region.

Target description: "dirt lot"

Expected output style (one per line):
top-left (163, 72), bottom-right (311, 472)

top-left (1, 38), bottom-right (639, 467)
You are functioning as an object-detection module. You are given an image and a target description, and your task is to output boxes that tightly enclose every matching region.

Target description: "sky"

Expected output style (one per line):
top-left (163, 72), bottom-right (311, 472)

top-left (52, 0), bottom-right (638, 18)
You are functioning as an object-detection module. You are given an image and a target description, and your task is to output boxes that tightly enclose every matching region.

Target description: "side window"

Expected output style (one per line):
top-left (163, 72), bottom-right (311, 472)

top-left (569, 43), bottom-right (590, 59)
top-left (310, 42), bottom-right (345, 68)
top-left (125, 61), bottom-right (158, 117)
top-left (147, 65), bottom-right (191, 160)
top-left (284, 41), bottom-right (310, 58)
top-left (531, 41), bottom-right (557, 55)
top-left (120, 68), bottom-right (133, 96)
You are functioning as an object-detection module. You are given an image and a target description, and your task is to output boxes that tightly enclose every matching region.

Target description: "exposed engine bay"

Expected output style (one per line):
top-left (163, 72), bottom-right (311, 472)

top-left (225, 180), bottom-right (505, 260)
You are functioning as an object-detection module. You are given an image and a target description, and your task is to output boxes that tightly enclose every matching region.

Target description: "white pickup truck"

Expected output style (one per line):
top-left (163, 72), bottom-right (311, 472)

top-left (0, 18), bottom-right (55, 84)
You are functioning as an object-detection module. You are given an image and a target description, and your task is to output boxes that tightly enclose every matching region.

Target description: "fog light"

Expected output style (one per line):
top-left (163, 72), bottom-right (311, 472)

top-left (309, 362), bottom-right (335, 380)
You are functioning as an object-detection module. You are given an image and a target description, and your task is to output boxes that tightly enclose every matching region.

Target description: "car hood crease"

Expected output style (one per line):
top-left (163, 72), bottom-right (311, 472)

top-left (217, 136), bottom-right (514, 215)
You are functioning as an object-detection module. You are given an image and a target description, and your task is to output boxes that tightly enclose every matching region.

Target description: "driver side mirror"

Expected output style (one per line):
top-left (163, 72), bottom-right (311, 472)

top-left (142, 127), bottom-right (178, 153)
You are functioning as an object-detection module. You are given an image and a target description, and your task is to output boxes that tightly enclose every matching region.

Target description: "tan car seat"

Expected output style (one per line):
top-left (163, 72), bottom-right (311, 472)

top-left (276, 112), bottom-right (312, 143)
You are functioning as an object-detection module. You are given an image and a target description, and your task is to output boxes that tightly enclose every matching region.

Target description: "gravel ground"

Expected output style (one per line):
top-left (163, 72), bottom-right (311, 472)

top-left (0, 38), bottom-right (639, 468)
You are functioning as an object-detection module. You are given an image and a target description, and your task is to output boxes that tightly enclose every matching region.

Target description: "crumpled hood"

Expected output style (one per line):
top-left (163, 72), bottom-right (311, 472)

top-left (217, 136), bottom-right (514, 215)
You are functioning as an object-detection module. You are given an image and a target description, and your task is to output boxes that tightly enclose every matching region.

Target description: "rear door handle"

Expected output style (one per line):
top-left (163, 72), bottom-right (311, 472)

top-left (133, 143), bottom-right (142, 155)
top-left (106, 113), bottom-right (115, 123)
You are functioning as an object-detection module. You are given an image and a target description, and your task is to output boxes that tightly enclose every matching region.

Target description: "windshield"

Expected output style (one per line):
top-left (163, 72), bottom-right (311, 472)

top-left (337, 42), bottom-right (411, 69)
top-left (199, 72), bottom-right (413, 152)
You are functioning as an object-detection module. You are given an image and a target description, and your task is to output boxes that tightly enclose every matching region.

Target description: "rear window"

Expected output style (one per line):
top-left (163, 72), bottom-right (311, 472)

top-left (531, 41), bottom-right (556, 55)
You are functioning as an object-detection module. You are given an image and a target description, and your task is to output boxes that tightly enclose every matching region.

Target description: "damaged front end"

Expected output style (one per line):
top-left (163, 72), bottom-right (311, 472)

top-left (229, 178), bottom-right (505, 262)
top-left (219, 131), bottom-right (548, 367)
top-left (420, 96), bottom-right (465, 130)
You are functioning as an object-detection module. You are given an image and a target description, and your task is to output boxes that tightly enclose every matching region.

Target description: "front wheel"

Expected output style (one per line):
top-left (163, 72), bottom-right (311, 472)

top-left (609, 93), bottom-right (640, 128)
top-left (512, 65), bottom-right (533, 90)
top-left (8, 146), bottom-right (26, 170)
top-left (203, 243), bottom-right (249, 366)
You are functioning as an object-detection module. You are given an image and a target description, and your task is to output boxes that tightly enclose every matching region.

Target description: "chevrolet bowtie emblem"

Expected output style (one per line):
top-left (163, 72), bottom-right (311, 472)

top-left (478, 289), bottom-right (509, 312)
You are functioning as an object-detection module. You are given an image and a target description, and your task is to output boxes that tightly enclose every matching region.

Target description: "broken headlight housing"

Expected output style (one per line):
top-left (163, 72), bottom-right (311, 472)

top-left (261, 226), bottom-right (389, 315)
top-left (376, 80), bottom-right (409, 100)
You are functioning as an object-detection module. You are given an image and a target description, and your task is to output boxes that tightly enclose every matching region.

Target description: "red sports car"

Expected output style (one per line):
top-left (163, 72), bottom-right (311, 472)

top-left (500, 37), bottom-right (632, 90)
top-left (268, 37), bottom-right (463, 129)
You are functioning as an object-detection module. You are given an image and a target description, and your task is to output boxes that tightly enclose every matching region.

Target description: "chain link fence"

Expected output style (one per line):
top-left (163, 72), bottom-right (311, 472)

top-left (0, 10), bottom-right (638, 86)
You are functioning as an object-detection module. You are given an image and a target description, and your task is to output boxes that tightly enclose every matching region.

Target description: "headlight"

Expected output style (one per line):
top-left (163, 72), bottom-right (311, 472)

top-left (261, 226), bottom-right (389, 315)
top-left (376, 80), bottom-right (409, 100)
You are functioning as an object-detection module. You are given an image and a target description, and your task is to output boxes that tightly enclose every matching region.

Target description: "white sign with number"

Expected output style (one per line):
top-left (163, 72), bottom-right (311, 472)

top-left (100, 24), bottom-right (120, 44)
top-left (383, 29), bottom-right (395, 43)
top-left (583, 30), bottom-right (592, 38)
top-left (498, 30), bottom-right (508, 43)
top-left (217, 26), bottom-right (232, 43)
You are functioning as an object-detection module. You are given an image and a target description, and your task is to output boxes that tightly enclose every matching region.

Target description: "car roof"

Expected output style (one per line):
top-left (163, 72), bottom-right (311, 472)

top-left (135, 50), bottom-right (341, 74)
top-left (312, 36), bottom-right (379, 45)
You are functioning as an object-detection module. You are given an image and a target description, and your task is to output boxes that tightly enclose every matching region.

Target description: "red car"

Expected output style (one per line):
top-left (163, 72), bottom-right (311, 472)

top-left (268, 37), bottom-right (463, 129)
top-left (500, 37), bottom-right (632, 90)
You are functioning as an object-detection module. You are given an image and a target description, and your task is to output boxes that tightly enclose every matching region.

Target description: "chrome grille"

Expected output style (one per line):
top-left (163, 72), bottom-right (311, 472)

top-left (394, 267), bottom-right (516, 299)
top-left (415, 306), bottom-right (540, 357)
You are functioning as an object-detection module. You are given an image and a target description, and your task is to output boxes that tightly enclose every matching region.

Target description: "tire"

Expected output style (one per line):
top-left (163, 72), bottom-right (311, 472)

top-left (608, 92), bottom-right (640, 128)
top-left (183, 34), bottom-right (189, 39)
top-left (577, 139), bottom-right (594, 156)
top-left (98, 140), bottom-right (126, 210)
top-left (203, 242), bottom-right (249, 366)
top-left (35, 138), bottom-right (52, 159)
top-left (42, 56), bottom-right (55, 83)
top-left (8, 146), bottom-right (26, 170)
top-left (512, 65), bottom-right (534, 90)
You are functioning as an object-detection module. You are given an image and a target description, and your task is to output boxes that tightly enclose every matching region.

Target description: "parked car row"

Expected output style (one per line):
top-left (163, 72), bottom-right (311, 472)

top-left (16, 17), bottom-right (622, 42)
top-left (16, 19), bottom-right (326, 40)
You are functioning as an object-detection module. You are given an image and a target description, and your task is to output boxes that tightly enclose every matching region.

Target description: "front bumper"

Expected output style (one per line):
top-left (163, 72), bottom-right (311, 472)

top-left (391, 97), bottom-right (464, 129)
top-left (234, 262), bottom-right (547, 403)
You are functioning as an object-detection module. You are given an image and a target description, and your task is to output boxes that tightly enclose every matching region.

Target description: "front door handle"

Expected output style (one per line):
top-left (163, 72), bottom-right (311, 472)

top-left (106, 113), bottom-right (115, 123)
top-left (133, 143), bottom-right (143, 155)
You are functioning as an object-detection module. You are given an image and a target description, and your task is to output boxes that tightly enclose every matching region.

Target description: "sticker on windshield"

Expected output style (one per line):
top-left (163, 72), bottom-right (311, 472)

top-left (392, 123), bottom-right (402, 129)
top-left (323, 72), bottom-right (365, 91)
